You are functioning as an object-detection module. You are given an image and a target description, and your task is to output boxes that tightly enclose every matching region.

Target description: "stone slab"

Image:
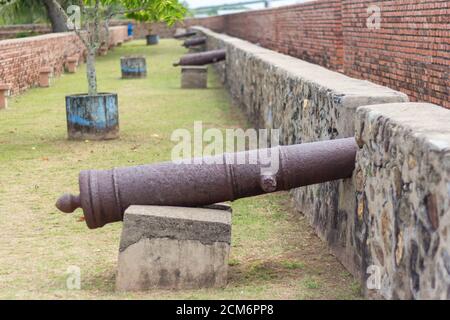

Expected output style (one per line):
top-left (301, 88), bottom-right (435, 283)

top-left (116, 205), bottom-right (232, 291)
top-left (181, 66), bottom-right (208, 89)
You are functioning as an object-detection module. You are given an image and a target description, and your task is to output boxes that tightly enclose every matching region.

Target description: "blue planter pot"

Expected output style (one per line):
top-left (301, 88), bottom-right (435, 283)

top-left (65, 93), bottom-right (119, 140)
top-left (121, 56), bottom-right (147, 79)
top-left (146, 34), bottom-right (159, 45)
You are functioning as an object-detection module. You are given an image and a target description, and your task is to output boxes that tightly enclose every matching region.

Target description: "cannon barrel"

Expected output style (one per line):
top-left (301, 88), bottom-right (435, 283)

top-left (183, 37), bottom-right (207, 48)
top-left (56, 138), bottom-right (358, 229)
top-left (173, 49), bottom-right (226, 66)
top-left (174, 30), bottom-right (197, 39)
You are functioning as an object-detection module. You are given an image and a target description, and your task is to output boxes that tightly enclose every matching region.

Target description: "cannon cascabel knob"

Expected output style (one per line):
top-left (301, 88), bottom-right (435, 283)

top-left (56, 193), bottom-right (81, 213)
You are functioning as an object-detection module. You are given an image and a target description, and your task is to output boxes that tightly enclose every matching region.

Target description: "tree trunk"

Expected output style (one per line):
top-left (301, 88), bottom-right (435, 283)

top-left (86, 48), bottom-right (98, 96)
top-left (42, 0), bottom-right (68, 32)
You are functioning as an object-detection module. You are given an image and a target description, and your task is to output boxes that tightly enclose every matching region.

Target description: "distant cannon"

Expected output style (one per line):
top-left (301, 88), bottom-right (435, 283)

top-left (174, 30), bottom-right (197, 39)
top-left (56, 138), bottom-right (358, 229)
top-left (183, 37), bottom-right (207, 48)
top-left (173, 49), bottom-right (226, 67)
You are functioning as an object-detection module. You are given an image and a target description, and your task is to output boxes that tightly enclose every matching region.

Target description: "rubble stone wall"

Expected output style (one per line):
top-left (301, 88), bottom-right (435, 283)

top-left (194, 27), bottom-right (450, 299)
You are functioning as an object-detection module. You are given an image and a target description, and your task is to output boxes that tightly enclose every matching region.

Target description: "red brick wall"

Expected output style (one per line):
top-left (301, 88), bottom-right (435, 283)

top-left (189, 0), bottom-right (448, 108)
top-left (185, 16), bottom-right (226, 33)
top-left (342, 0), bottom-right (449, 109)
top-left (0, 33), bottom-right (84, 95)
top-left (222, 0), bottom-right (344, 71)
top-left (0, 26), bottom-right (128, 95)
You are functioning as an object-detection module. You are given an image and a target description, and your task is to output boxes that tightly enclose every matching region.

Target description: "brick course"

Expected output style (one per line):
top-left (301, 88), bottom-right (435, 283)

top-left (342, 0), bottom-right (449, 109)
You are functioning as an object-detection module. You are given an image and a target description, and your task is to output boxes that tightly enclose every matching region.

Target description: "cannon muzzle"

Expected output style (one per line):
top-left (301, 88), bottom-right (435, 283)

top-left (183, 37), bottom-right (207, 48)
top-left (173, 49), bottom-right (226, 67)
top-left (174, 30), bottom-right (197, 39)
top-left (56, 138), bottom-right (358, 229)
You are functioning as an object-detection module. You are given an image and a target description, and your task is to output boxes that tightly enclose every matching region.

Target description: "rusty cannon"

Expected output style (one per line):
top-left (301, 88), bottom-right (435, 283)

top-left (56, 138), bottom-right (358, 229)
top-left (183, 37), bottom-right (207, 48)
top-left (174, 30), bottom-right (197, 39)
top-left (173, 49), bottom-right (226, 67)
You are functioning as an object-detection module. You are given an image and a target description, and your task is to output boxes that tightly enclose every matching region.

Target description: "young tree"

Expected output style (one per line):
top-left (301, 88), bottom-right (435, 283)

top-left (68, 0), bottom-right (186, 96)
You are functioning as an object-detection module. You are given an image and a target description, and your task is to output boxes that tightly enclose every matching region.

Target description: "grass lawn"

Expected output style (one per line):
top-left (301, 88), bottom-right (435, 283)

top-left (0, 39), bottom-right (361, 299)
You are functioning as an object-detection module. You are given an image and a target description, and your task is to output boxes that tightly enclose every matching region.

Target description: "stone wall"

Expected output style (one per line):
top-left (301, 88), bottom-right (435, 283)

top-left (355, 103), bottom-right (450, 299)
top-left (193, 26), bottom-right (450, 299)
top-left (0, 26), bottom-right (128, 95)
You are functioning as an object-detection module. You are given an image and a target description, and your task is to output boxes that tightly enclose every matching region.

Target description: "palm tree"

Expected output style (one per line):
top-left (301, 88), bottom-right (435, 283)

top-left (0, 0), bottom-right (70, 32)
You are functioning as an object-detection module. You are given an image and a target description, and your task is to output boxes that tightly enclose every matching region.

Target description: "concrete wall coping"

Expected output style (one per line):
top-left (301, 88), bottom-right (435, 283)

top-left (192, 26), bottom-right (409, 105)
top-left (357, 102), bottom-right (450, 152)
top-left (0, 31), bottom-right (78, 46)
top-left (0, 26), bottom-right (127, 46)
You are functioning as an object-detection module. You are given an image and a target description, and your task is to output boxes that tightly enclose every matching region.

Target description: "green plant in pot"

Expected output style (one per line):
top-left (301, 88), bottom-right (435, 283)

top-left (126, 4), bottom-right (181, 46)
top-left (65, 0), bottom-right (186, 140)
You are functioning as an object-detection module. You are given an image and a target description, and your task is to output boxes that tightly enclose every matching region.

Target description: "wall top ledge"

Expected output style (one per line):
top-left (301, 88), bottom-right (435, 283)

top-left (357, 103), bottom-right (450, 152)
top-left (0, 26), bottom-right (126, 46)
top-left (192, 26), bottom-right (409, 105)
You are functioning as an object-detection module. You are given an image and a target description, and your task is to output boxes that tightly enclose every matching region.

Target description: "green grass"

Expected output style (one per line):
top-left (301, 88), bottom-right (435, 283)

top-left (0, 39), bottom-right (362, 300)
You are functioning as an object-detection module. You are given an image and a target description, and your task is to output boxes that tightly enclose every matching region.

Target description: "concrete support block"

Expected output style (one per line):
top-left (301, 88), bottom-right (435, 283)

top-left (181, 66), bottom-right (208, 89)
top-left (98, 46), bottom-right (108, 56)
top-left (189, 46), bottom-right (205, 54)
top-left (39, 67), bottom-right (52, 87)
top-left (66, 56), bottom-right (78, 73)
top-left (116, 205), bottom-right (232, 291)
top-left (175, 28), bottom-right (187, 37)
top-left (0, 84), bottom-right (11, 109)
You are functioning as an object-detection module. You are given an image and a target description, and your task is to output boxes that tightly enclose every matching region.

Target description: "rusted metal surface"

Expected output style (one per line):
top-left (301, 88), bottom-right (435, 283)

top-left (174, 30), bottom-right (197, 39)
top-left (56, 138), bottom-right (358, 229)
top-left (183, 37), bottom-right (207, 48)
top-left (173, 49), bottom-right (226, 67)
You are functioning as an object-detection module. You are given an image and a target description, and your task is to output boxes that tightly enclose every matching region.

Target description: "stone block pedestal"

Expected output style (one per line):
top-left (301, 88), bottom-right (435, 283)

top-left (66, 56), bottom-right (78, 73)
top-left (0, 84), bottom-right (11, 109)
top-left (181, 66), bottom-right (208, 89)
top-left (98, 46), bottom-right (108, 56)
top-left (39, 67), bottom-right (52, 87)
top-left (116, 205), bottom-right (232, 291)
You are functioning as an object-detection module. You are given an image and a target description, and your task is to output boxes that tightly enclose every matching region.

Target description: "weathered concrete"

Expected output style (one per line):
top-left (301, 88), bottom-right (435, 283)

top-left (181, 66), bottom-right (208, 89)
top-left (116, 205), bottom-right (231, 291)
